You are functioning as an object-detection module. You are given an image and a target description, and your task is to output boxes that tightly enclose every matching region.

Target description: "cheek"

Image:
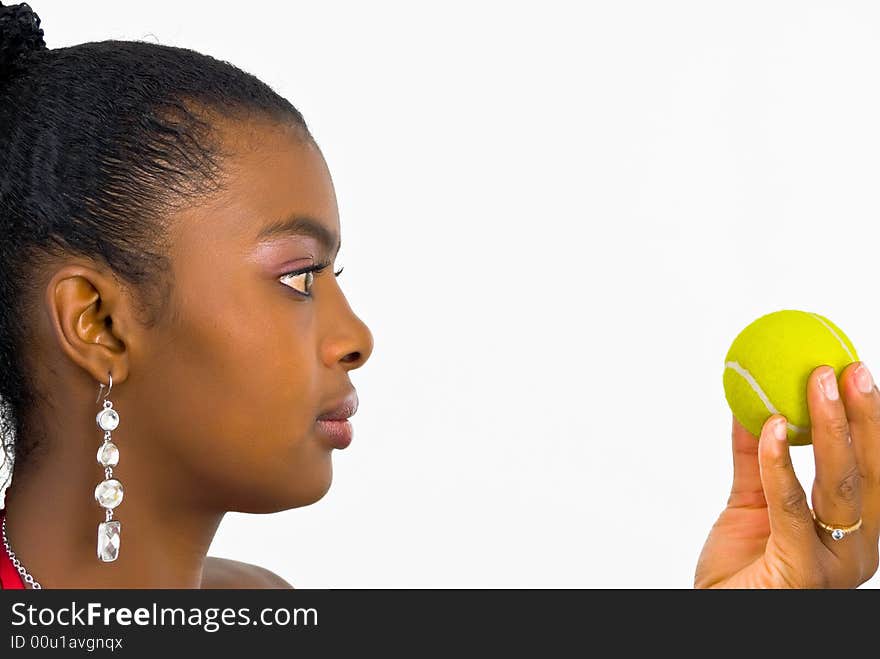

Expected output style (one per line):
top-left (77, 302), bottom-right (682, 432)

top-left (137, 279), bottom-right (327, 506)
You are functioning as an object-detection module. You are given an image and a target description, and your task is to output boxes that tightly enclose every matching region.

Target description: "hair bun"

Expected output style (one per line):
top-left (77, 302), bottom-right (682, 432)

top-left (0, 2), bottom-right (46, 79)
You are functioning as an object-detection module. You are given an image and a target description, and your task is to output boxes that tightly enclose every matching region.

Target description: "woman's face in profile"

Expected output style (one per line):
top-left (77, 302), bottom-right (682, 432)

top-left (127, 119), bottom-right (373, 513)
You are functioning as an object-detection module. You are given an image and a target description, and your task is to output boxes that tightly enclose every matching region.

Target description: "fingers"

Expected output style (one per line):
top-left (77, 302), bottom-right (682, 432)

top-left (758, 414), bottom-right (815, 550)
top-left (808, 365), bottom-right (862, 548)
top-left (730, 415), bottom-right (765, 508)
top-left (839, 361), bottom-right (880, 540)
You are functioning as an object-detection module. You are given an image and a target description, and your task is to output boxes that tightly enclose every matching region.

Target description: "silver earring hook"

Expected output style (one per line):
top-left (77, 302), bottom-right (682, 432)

top-left (96, 372), bottom-right (113, 404)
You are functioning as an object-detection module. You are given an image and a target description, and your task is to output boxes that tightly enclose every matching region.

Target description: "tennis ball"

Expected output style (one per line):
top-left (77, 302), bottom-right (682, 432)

top-left (723, 309), bottom-right (859, 446)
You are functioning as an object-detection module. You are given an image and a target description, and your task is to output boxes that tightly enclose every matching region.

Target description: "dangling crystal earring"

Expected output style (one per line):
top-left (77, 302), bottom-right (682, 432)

top-left (94, 372), bottom-right (122, 562)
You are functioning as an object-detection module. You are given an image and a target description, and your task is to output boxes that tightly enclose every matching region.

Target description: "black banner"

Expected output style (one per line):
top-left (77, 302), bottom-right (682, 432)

top-left (0, 588), bottom-right (867, 653)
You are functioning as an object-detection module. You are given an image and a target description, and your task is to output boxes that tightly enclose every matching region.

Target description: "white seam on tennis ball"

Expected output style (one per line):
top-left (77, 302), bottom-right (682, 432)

top-left (725, 361), bottom-right (809, 435)
top-left (806, 312), bottom-right (855, 362)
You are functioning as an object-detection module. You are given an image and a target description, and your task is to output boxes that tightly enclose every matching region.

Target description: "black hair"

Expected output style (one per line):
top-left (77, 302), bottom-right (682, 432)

top-left (0, 2), bottom-right (311, 489)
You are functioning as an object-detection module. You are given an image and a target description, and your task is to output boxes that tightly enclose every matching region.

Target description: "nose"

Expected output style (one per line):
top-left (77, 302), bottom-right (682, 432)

top-left (321, 298), bottom-right (374, 371)
top-left (339, 316), bottom-right (373, 369)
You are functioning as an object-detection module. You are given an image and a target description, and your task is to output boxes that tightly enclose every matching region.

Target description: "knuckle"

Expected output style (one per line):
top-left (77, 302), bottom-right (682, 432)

top-left (727, 489), bottom-right (766, 509)
top-left (835, 466), bottom-right (861, 503)
top-left (821, 415), bottom-right (851, 441)
top-left (767, 447), bottom-right (794, 472)
top-left (779, 488), bottom-right (808, 518)
top-left (863, 405), bottom-right (880, 427)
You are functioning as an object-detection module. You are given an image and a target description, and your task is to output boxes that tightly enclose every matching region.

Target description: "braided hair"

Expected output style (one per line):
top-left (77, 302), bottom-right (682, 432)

top-left (0, 2), bottom-right (311, 489)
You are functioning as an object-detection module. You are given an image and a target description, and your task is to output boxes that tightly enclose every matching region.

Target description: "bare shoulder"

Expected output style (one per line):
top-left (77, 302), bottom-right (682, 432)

top-left (202, 556), bottom-right (294, 589)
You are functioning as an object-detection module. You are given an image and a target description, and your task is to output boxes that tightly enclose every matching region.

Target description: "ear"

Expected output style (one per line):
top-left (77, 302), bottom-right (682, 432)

top-left (43, 263), bottom-right (132, 387)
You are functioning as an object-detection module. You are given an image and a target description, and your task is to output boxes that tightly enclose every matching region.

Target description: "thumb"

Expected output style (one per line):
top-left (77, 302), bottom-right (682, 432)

top-left (757, 414), bottom-right (814, 550)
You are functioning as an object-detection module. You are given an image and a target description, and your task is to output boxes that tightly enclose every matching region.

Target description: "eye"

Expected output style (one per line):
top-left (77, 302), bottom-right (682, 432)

top-left (279, 261), bottom-right (343, 297)
top-left (280, 269), bottom-right (316, 296)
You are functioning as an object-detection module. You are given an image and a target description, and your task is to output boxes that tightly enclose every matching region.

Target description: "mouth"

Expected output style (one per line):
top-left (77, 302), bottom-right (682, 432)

top-left (315, 418), bottom-right (353, 449)
top-left (316, 391), bottom-right (358, 449)
top-left (317, 391), bottom-right (358, 421)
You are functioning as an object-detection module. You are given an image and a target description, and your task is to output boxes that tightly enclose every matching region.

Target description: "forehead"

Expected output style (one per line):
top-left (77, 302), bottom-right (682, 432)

top-left (173, 118), bottom-right (340, 248)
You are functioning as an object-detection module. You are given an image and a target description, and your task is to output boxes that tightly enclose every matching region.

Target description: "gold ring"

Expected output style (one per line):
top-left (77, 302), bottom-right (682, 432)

top-left (810, 508), bottom-right (863, 541)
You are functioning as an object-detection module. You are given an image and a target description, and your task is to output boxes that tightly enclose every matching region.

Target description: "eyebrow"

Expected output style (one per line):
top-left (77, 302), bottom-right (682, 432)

top-left (255, 214), bottom-right (341, 256)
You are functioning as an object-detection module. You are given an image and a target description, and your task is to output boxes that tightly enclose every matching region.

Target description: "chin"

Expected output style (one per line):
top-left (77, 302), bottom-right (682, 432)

top-left (256, 459), bottom-right (334, 512)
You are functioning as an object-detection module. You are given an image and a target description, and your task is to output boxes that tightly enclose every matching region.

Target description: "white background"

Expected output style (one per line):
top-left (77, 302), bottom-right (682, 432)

top-left (3, 0), bottom-right (879, 588)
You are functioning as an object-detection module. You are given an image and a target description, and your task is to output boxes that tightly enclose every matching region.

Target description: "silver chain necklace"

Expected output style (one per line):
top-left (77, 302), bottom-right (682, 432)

top-left (2, 516), bottom-right (42, 589)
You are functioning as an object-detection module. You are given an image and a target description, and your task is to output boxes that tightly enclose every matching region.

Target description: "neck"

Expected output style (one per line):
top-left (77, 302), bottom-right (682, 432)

top-left (2, 415), bottom-right (225, 588)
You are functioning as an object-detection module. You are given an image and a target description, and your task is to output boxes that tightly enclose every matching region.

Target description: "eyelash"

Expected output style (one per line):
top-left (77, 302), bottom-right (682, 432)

top-left (278, 260), bottom-right (345, 298)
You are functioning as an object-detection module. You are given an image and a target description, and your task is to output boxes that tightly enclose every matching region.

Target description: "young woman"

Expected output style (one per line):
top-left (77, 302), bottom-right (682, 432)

top-left (0, 2), bottom-right (373, 588)
top-left (2, 3), bottom-right (878, 590)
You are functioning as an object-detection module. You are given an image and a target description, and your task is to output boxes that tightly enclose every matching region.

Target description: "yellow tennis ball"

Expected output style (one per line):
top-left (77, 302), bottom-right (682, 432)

top-left (723, 309), bottom-right (860, 446)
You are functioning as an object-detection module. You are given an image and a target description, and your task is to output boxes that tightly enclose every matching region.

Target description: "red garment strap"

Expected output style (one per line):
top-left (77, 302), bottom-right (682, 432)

top-left (0, 509), bottom-right (25, 589)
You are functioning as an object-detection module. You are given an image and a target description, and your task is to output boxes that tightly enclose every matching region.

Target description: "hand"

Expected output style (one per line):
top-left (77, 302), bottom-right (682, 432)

top-left (695, 362), bottom-right (880, 588)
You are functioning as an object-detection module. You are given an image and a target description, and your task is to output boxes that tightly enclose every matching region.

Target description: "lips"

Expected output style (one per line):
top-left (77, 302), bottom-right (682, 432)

top-left (315, 418), bottom-right (353, 449)
top-left (316, 391), bottom-right (358, 449)
top-left (317, 391), bottom-right (358, 421)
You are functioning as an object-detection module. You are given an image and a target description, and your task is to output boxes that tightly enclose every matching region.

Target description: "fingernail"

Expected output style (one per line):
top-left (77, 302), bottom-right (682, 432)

top-left (855, 362), bottom-right (875, 395)
top-left (773, 418), bottom-right (788, 441)
top-left (819, 367), bottom-right (839, 401)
